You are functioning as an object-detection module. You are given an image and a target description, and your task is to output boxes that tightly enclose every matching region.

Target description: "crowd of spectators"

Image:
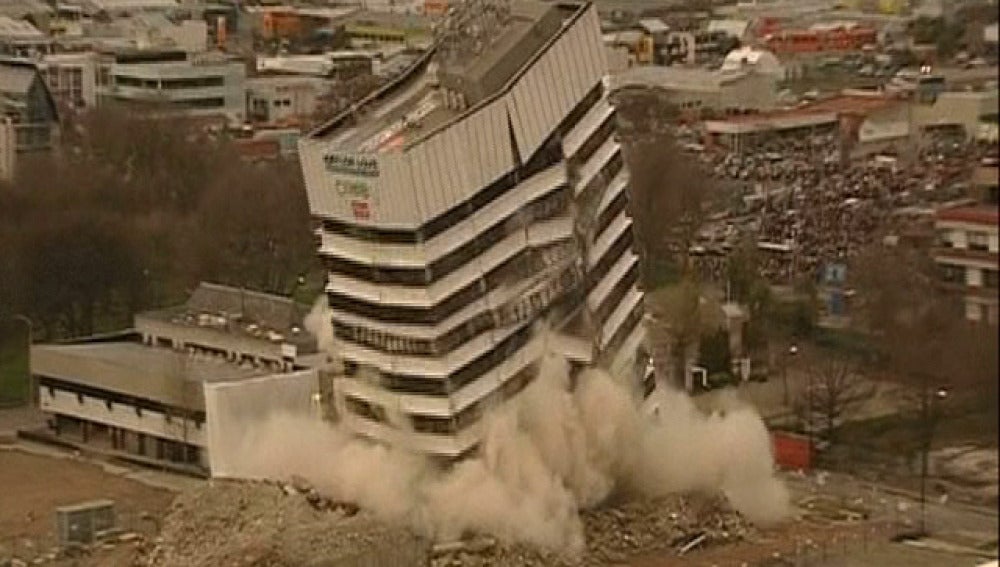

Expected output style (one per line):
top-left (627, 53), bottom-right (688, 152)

top-left (683, 128), bottom-right (993, 286)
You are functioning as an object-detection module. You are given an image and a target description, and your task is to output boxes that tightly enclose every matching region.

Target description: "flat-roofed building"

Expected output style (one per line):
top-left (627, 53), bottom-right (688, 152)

top-left (610, 64), bottom-right (779, 116)
top-left (96, 48), bottom-right (246, 123)
top-left (30, 283), bottom-right (321, 472)
top-left (299, 0), bottom-right (652, 458)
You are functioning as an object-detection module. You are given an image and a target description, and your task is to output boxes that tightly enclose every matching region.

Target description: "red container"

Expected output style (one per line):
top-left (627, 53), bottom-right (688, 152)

top-left (772, 431), bottom-right (813, 471)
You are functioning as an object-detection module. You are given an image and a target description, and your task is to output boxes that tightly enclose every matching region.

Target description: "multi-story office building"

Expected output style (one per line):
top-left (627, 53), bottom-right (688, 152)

top-left (97, 48), bottom-right (246, 123)
top-left (935, 202), bottom-right (1000, 325)
top-left (299, 0), bottom-right (651, 458)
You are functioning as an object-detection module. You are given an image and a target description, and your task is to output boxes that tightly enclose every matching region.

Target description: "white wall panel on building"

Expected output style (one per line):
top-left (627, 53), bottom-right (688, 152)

top-left (378, 152), bottom-right (423, 227)
top-left (508, 70), bottom-right (544, 162)
top-left (204, 370), bottom-right (322, 477)
top-left (434, 131), bottom-right (462, 210)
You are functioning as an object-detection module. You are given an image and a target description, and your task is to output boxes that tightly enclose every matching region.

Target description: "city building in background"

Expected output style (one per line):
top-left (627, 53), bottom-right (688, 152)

top-left (38, 51), bottom-right (98, 109)
top-left (0, 58), bottom-right (59, 156)
top-left (96, 48), bottom-right (246, 123)
top-left (934, 199), bottom-right (1000, 325)
top-left (299, 0), bottom-right (651, 458)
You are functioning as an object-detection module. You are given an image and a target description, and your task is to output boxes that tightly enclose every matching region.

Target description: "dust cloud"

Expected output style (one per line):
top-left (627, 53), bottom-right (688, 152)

top-left (214, 300), bottom-right (790, 556)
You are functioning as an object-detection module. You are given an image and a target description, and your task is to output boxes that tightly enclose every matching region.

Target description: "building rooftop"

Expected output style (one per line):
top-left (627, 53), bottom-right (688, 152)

top-left (803, 94), bottom-right (904, 115)
top-left (936, 206), bottom-right (999, 226)
top-left (32, 342), bottom-right (272, 411)
top-left (0, 0), bottom-right (49, 20)
top-left (637, 17), bottom-right (668, 34)
top-left (0, 14), bottom-right (43, 39)
top-left (136, 282), bottom-right (317, 353)
top-left (612, 65), bottom-right (751, 93)
top-left (0, 58), bottom-right (37, 96)
top-left (311, 0), bottom-right (581, 153)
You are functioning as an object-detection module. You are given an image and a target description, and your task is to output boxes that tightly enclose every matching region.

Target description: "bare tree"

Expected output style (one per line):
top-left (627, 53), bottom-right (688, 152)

top-left (851, 243), bottom-right (997, 532)
top-left (795, 353), bottom-right (876, 446)
top-left (623, 129), bottom-right (709, 286)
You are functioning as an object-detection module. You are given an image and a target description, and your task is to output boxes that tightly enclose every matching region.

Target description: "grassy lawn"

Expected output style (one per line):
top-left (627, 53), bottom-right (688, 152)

top-left (0, 322), bottom-right (29, 406)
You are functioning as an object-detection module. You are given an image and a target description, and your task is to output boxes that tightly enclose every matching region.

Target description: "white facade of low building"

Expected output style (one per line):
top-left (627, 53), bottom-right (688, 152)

top-left (99, 53), bottom-right (246, 123)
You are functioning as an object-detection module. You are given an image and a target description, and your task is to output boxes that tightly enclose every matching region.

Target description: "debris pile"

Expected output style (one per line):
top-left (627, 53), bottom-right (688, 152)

top-left (430, 494), bottom-right (755, 566)
top-left (141, 480), bottom-right (755, 567)
top-left (139, 480), bottom-right (427, 567)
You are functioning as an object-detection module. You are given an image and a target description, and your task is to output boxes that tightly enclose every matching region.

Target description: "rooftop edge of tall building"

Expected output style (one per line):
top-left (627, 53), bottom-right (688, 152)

top-left (305, 0), bottom-right (592, 154)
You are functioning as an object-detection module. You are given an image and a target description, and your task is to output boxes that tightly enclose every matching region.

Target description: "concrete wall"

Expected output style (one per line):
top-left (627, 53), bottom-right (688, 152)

top-left (203, 369), bottom-right (319, 476)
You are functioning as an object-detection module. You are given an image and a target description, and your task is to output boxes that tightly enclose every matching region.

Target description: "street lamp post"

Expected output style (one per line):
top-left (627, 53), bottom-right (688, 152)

top-left (919, 380), bottom-right (948, 536)
top-left (782, 343), bottom-right (799, 406)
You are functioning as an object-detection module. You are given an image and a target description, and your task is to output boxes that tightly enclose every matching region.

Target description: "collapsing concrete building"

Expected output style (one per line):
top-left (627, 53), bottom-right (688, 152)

top-left (298, 0), bottom-right (652, 458)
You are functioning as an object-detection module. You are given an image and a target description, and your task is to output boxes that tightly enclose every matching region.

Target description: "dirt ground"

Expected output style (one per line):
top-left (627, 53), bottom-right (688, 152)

top-left (0, 449), bottom-right (175, 566)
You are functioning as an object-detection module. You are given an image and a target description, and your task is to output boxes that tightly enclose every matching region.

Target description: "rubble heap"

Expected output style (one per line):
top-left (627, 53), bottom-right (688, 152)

top-left (139, 480), bottom-right (426, 567)
top-left (430, 494), bottom-right (754, 567)
top-left (141, 479), bottom-right (756, 567)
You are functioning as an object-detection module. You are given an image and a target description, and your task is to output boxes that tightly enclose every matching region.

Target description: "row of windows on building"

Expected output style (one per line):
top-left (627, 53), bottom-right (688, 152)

top-left (114, 75), bottom-right (226, 89)
top-left (940, 264), bottom-right (1000, 288)
top-left (939, 230), bottom-right (995, 252)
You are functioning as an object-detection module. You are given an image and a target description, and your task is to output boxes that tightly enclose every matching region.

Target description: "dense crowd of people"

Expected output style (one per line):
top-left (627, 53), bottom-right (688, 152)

top-left (682, 127), bottom-right (994, 287)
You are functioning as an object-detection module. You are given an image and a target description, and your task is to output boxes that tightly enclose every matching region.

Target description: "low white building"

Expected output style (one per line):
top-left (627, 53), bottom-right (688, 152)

top-left (247, 75), bottom-right (327, 127)
top-left (30, 283), bottom-right (322, 472)
top-left (97, 48), bottom-right (246, 123)
top-left (912, 89), bottom-right (1000, 140)
top-left (610, 64), bottom-right (779, 114)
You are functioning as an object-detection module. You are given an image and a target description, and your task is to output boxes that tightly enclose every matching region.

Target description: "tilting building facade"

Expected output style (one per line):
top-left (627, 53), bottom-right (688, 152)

top-left (299, 0), bottom-right (651, 458)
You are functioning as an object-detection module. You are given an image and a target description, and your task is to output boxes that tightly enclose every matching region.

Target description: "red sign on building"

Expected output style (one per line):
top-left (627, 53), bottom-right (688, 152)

top-left (351, 200), bottom-right (371, 220)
